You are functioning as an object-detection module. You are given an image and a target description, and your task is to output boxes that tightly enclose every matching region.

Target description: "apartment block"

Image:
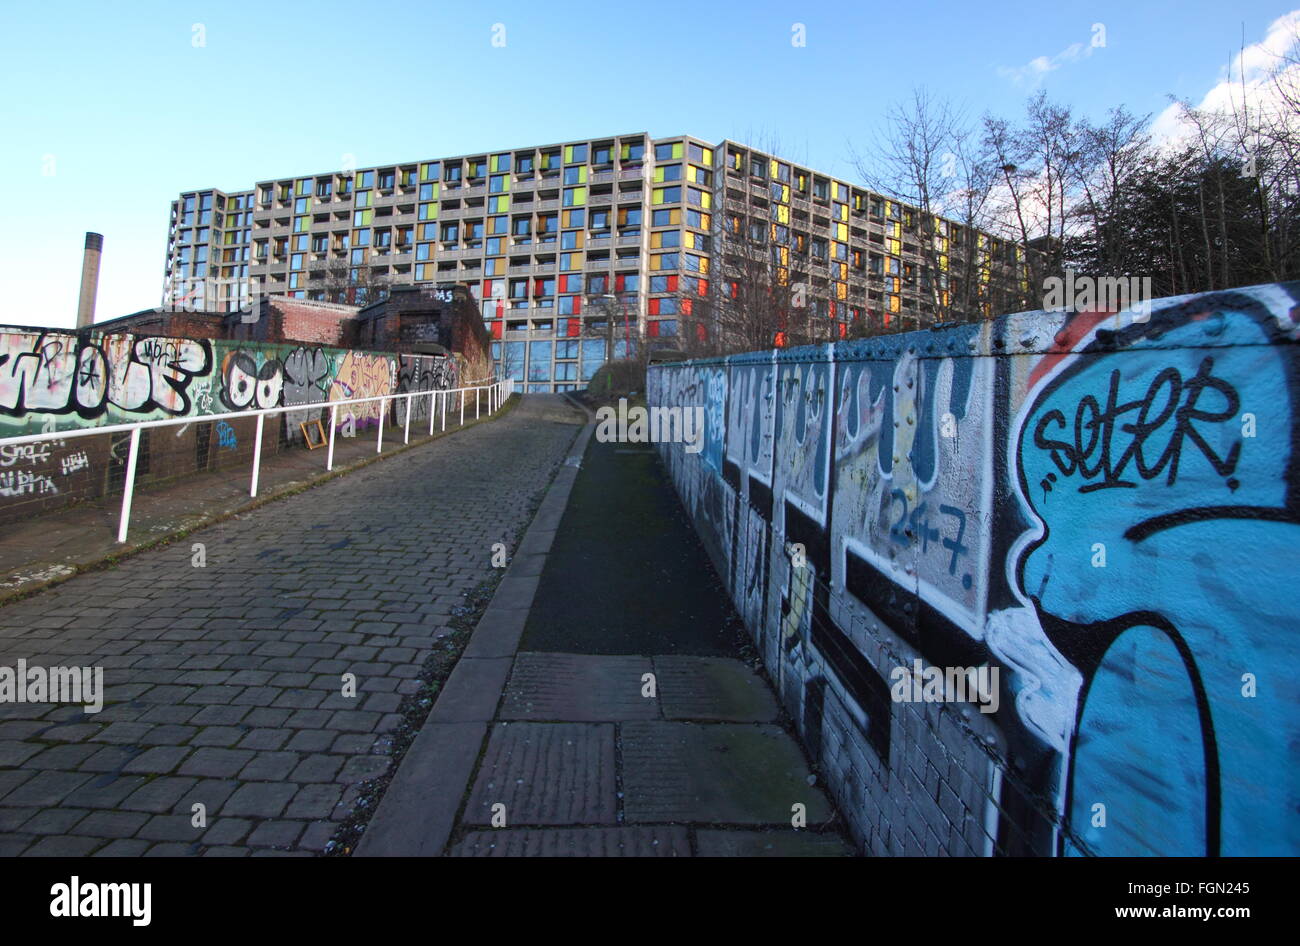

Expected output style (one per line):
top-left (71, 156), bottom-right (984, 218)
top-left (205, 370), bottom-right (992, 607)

top-left (164, 133), bottom-right (1032, 392)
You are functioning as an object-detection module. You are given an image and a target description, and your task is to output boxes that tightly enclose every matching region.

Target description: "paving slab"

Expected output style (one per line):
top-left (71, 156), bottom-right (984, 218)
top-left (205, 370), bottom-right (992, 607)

top-left (463, 722), bottom-right (617, 826)
top-left (654, 656), bottom-right (779, 722)
top-left (620, 721), bottom-right (834, 825)
top-left (449, 825), bottom-right (691, 857)
top-left (695, 829), bottom-right (853, 857)
top-left (500, 653), bottom-right (658, 721)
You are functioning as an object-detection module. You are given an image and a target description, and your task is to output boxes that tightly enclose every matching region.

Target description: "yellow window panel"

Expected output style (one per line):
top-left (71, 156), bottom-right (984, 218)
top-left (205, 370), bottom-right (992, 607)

top-left (778, 205), bottom-right (790, 224)
top-left (779, 247), bottom-right (789, 266)
top-left (777, 267), bottom-right (788, 285)
top-left (837, 282), bottom-right (847, 300)
top-left (770, 158), bottom-right (779, 178)
top-left (836, 223), bottom-right (847, 241)
top-left (699, 212), bottom-right (710, 229)
top-left (573, 232), bottom-right (585, 248)
top-left (889, 295), bottom-right (900, 313)
top-left (701, 148), bottom-right (712, 165)
top-left (701, 192), bottom-right (711, 209)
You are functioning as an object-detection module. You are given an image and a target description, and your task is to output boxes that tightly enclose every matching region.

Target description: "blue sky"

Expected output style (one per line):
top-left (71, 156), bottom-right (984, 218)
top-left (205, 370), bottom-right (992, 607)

top-left (0, 0), bottom-right (1294, 327)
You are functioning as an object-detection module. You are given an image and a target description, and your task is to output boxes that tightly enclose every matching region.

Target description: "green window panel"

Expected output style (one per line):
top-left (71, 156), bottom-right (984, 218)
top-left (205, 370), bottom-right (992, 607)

top-left (489, 195), bottom-right (510, 213)
top-left (354, 209), bottom-right (373, 226)
top-left (563, 188), bottom-right (586, 207)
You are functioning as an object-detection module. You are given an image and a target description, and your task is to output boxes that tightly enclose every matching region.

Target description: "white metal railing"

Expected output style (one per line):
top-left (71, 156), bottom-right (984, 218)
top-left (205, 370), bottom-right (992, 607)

top-left (0, 377), bottom-right (515, 543)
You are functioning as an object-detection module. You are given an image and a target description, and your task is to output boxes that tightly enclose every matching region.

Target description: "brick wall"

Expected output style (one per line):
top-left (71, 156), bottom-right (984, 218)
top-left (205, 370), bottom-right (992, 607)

top-left (649, 282), bottom-right (1300, 857)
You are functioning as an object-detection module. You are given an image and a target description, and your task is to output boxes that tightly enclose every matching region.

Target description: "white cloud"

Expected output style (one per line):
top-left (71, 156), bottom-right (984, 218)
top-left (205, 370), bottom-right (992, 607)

top-left (997, 39), bottom-right (1096, 86)
top-left (1150, 10), bottom-right (1300, 149)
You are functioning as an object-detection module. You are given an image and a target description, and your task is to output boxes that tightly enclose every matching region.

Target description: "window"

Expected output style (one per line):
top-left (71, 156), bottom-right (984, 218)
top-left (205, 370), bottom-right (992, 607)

top-left (652, 230), bottom-right (680, 248)
top-left (655, 164), bottom-right (682, 182)
top-left (516, 154), bottom-right (534, 174)
top-left (311, 235), bottom-right (328, 253)
top-left (618, 207), bottom-right (642, 229)
top-left (655, 142), bottom-right (682, 161)
top-left (316, 180), bottom-right (332, 198)
top-left (620, 141), bottom-right (645, 163)
top-left (812, 238), bottom-right (827, 260)
top-left (565, 143), bottom-right (588, 164)
top-left (593, 144), bottom-right (612, 165)
top-left (378, 171), bottom-right (395, 189)
top-left (490, 174), bottom-right (508, 193)
top-left (652, 186), bottom-right (681, 205)
top-left (441, 222), bottom-right (459, 242)
top-left (813, 178), bottom-right (829, 200)
top-left (590, 209), bottom-right (610, 231)
top-left (444, 164), bottom-right (462, 183)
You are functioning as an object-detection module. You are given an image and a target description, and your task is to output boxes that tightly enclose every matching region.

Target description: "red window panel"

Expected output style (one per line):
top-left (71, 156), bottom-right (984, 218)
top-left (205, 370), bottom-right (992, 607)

top-left (568, 319), bottom-right (581, 337)
top-left (648, 298), bottom-right (660, 316)
top-left (838, 321), bottom-right (847, 339)
top-left (774, 331), bottom-right (787, 347)
top-left (695, 322), bottom-right (707, 342)
top-left (681, 298), bottom-right (692, 316)
top-left (572, 296), bottom-right (581, 314)
top-left (667, 275), bottom-right (678, 292)
top-left (646, 321), bottom-right (660, 338)
top-left (491, 320), bottom-right (503, 339)
top-left (697, 278), bottom-right (709, 296)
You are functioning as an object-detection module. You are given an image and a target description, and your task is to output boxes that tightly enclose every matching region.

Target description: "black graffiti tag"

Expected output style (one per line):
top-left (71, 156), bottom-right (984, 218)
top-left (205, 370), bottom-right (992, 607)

top-left (1033, 356), bottom-right (1241, 494)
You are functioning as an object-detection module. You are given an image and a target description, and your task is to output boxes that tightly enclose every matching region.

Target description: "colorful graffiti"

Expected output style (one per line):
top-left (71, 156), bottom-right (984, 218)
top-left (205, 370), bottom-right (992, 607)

top-left (649, 282), bottom-right (1300, 857)
top-left (0, 328), bottom-right (462, 442)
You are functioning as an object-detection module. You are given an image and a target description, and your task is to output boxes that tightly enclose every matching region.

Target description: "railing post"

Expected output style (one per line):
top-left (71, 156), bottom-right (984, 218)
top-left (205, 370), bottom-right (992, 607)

top-left (250, 412), bottom-right (266, 497)
top-left (460, 388), bottom-right (465, 426)
top-left (441, 390), bottom-right (447, 431)
top-left (115, 426), bottom-right (142, 543)
top-left (376, 398), bottom-right (385, 453)
top-left (327, 403), bottom-right (338, 471)
top-left (428, 390), bottom-right (436, 435)
top-left (404, 395), bottom-right (412, 444)
top-left (476, 387), bottom-right (481, 419)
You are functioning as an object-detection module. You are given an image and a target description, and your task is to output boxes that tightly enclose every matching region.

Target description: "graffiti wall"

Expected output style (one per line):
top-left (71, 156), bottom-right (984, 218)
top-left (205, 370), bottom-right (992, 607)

top-left (649, 282), bottom-right (1300, 857)
top-left (0, 325), bottom-right (465, 521)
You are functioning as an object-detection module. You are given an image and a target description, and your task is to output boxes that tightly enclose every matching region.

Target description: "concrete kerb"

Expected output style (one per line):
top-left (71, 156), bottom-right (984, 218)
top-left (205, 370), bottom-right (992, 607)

top-left (356, 394), bottom-right (595, 857)
top-left (0, 394), bottom-right (522, 608)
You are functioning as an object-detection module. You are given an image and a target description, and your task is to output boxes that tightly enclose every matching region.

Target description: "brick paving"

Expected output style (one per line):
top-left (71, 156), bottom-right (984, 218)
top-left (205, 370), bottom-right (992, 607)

top-left (0, 395), bottom-right (583, 856)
